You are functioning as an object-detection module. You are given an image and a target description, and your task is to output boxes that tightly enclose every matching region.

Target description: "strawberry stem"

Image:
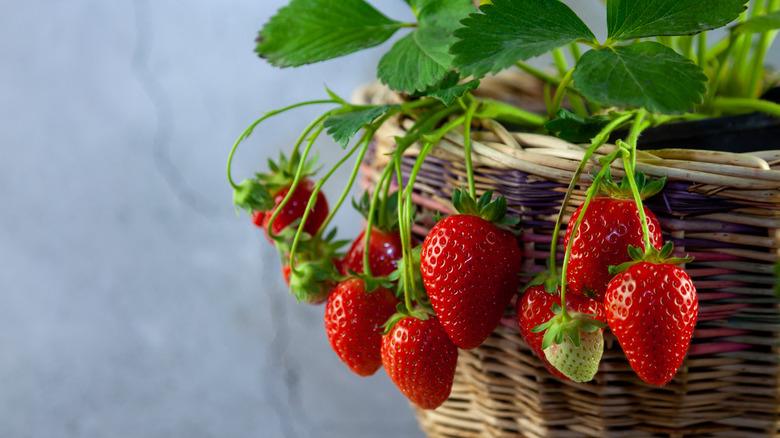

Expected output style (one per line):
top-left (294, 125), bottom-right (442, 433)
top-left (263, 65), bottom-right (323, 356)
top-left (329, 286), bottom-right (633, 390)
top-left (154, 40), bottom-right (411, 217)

top-left (362, 161), bottom-right (396, 278)
top-left (265, 120), bottom-right (327, 243)
top-left (559, 148), bottom-right (622, 317)
top-left (548, 112), bottom-right (635, 279)
top-left (227, 100), bottom-right (338, 190)
top-left (548, 67), bottom-right (575, 120)
top-left (460, 97), bottom-right (478, 199)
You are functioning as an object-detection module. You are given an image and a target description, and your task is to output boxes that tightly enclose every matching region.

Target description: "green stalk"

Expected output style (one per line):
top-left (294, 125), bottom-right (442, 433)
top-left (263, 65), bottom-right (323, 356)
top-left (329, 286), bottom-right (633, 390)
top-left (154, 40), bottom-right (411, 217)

top-left (747, 0), bottom-right (780, 97)
top-left (266, 121), bottom-right (325, 244)
top-left (362, 157), bottom-right (396, 278)
top-left (547, 112), bottom-right (635, 278)
top-left (552, 48), bottom-right (570, 76)
top-left (394, 152), bottom-right (414, 313)
top-left (226, 100), bottom-right (337, 189)
top-left (549, 68), bottom-right (576, 119)
top-left (312, 129), bottom-right (374, 242)
top-left (461, 99), bottom-right (479, 199)
top-left (626, 109), bottom-right (647, 172)
top-left (712, 96), bottom-right (780, 116)
top-left (620, 146), bottom-right (653, 256)
top-left (558, 150), bottom-right (622, 319)
top-left (705, 36), bottom-right (738, 110)
top-left (288, 129), bottom-right (367, 271)
top-left (515, 61), bottom-right (561, 85)
top-left (698, 31), bottom-right (708, 70)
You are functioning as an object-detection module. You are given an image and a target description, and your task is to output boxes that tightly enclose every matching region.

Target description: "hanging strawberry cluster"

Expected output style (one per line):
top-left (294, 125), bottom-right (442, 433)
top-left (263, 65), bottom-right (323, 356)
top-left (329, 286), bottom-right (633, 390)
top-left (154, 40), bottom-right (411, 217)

top-left (229, 0), bottom-right (780, 410)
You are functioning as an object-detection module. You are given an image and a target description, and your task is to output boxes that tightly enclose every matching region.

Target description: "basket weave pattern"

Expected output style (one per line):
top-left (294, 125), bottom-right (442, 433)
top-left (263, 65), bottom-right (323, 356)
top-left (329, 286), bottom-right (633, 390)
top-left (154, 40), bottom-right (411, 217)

top-left (357, 78), bottom-right (780, 438)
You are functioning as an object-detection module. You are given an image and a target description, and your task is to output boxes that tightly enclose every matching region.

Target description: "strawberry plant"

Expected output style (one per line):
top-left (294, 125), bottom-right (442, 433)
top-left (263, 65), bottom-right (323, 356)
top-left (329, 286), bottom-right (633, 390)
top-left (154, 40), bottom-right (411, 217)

top-left (228, 0), bottom-right (779, 414)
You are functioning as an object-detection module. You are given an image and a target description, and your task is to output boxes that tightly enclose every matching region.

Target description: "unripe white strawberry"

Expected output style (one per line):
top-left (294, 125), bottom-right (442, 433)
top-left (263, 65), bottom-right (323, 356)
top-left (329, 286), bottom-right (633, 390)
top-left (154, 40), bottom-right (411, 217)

top-left (543, 329), bottom-right (603, 382)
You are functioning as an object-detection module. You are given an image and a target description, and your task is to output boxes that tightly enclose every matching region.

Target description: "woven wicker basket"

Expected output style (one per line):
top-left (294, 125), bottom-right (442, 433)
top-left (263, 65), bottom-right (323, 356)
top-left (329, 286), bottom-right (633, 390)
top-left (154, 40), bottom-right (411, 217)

top-left (356, 72), bottom-right (780, 438)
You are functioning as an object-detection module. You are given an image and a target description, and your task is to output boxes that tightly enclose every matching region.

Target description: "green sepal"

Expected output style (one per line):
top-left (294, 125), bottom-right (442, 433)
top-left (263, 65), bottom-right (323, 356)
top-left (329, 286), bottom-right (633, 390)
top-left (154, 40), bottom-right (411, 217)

top-left (599, 168), bottom-right (667, 200)
top-left (257, 151), bottom-right (320, 192)
top-left (382, 305), bottom-right (434, 334)
top-left (608, 241), bottom-right (695, 275)
top-left (546, 109), bottom-right (613, 144)
top-left (233, 178), bottom-right (274, 214)
top-left (352, 191), bottom-right (401, 233)
top-left (390, 246), bottom-right (427, 303)
top-left (287, 258), bottom-right (338, 304)
top-left (534, 303), bottom-right (606, 350)
top-left (344, 269), bottom-right (394, 293)
top-left (451, 187), bottom-right (519, 227)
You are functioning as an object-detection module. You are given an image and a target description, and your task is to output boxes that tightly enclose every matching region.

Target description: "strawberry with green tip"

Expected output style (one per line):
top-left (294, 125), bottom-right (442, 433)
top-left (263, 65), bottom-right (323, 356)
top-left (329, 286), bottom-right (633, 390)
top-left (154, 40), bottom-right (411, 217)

top-left (605, 243), bottom-right (698, 386)
top-left (381, 314), bottom-right (458, 410)
top-left (516, 284), bottom-right (605, 380)
top-left (564, 173), bottom-right (665, 301)
top-left (531, 302), bottom-right (607, 382)
top-left (421, 189), bottom-right (523, 350)
top-left (324, 277), bottom-right (399, 376)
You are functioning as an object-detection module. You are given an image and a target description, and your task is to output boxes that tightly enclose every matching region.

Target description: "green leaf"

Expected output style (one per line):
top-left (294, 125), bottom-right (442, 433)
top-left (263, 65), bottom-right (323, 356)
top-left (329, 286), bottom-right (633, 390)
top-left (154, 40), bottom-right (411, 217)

top-left (573, 42), bottom-right (708, 114)
top-left (451, 0), bottom-right (597, 78)
top-left (324, 105), bottom-right (397, 148)
top-left (733, 10), bottom-right (780, 34)
top-left (378, 0), bottom-right (475, 93)
top-left (427, 79), bottom-right (480, 106)
top-left (256, 0), bottom-right (405, 67)
top-left (546, 109), bottom-right (613, 143)
top-left (607, 0), bottom-right (748, 41)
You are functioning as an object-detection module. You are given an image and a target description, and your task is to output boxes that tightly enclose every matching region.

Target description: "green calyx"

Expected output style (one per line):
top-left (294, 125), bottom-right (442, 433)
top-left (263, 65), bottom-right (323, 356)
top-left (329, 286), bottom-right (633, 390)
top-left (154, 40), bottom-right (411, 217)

top-left (233, 151), bottom-right (320, 215)
top-left (599, 169), bottom-right (667, 201)
top-left (280, 227), bottom-right (350, 303)
top-left (287, 258), bottom-right (339, 304)
top-left (233, 178), bottom-right (274, 214)
top-left (352, 191), bottom-right (402, 233)
top-left (387, 246), bottom-right (428, 304)
top-left (608, 241), bottom-right (695, 276)
top-left (382, 304), bottom-right (434, 335)
top-left (451, 187), bottom-right (520, 227)
top-left (531, 303), bottom-right (607, 350)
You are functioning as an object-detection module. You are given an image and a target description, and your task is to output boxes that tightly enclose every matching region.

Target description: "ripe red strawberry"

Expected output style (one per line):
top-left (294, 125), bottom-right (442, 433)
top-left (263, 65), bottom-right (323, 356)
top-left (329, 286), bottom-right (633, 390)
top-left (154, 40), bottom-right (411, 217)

top-left (341, 227), bottom-right (403, 277)
top-left (324, 278), bottom-right (399, 376)
top-left (516, 285), bottom-right (605, 380)
top-left (261, 178), bottom-right (329, 239)
top-left (381, 315), bottom-right (458, 410)
top-left (234, 153), bottom-right (328, 241)
top-left (605, 261), bottom-right (698, 385)
top-left (565, 195), bottom-right (662, 300)
top-left (421, 190), bottom-right (522, 350)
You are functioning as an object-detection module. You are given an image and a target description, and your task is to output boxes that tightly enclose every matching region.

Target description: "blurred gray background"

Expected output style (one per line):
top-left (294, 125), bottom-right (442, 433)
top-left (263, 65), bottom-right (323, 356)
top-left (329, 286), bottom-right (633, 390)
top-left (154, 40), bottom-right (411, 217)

top-left (1, 1), bottom-right (776, 438)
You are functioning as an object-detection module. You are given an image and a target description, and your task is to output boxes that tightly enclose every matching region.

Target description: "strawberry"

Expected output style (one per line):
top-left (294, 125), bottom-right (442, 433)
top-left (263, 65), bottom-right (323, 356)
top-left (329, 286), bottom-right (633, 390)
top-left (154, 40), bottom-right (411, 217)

top-left (564, 182), bottom-right (663, 301)
top-left (261, 177), bottom-right (329, 239)
top-left (421, 190), bottom-right (522, 350)
top-left (342, 227), bottom-right (403, 277)
top-left (381, 315), bottom-right (458, 410)
top-left (516, 285), bottom-right (605, 380)
top-left (324, 278), bottom-right (399, 376)
top-left (543, 328), bottom-right (603, 383)
top-left (605, 261), bottom-right (698, 386)
top-left (341, 192), bottom-right (403, 277)
top-left (234, 152), bottom-right (329, 241)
